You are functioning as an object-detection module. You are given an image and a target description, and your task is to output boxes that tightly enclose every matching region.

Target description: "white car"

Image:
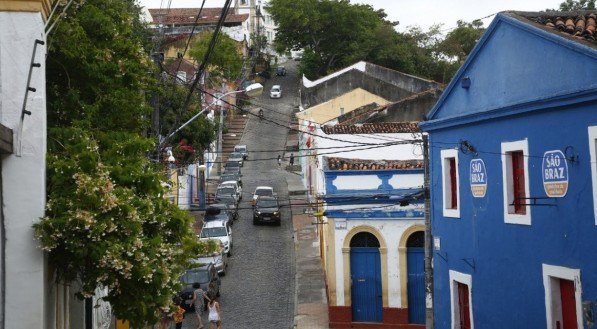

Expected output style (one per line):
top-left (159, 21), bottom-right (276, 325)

top-left (252, 186), bottom-right (275, 206)
top-left (270, 85), bottom-right (282, 99)
top-left (216, 185), bottom-right (240, 204)
top-left (199, 220), bottom-right (232, 256)
top-left (234, 144), bottom-right (248, 159)
top-left (219, 180), bottom-right (242, 200)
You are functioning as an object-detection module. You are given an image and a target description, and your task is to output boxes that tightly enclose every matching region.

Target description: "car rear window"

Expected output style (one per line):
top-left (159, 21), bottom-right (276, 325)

top-left (181, 270), bottom-right (209, 284)
top-left (256, 189), bottom-right (273, 196)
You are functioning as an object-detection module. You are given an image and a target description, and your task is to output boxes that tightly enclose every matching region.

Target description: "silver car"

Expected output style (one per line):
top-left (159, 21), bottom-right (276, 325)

top-left (193, 248), bottom-right (228, 276)
top-left (228, 152), bottom-right (244, 167)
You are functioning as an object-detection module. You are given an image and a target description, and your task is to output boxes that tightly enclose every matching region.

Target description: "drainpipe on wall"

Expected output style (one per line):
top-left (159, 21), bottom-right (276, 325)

top-left (423, 134), bottom-right (434, 328)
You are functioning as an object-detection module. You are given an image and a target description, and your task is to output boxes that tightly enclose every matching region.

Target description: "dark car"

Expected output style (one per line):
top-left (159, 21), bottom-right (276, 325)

top-left (204, 210), bottom-right (232, 226)
top-left (219, 172), bottom-right (242, 187)
top-left (223, 166), bottom-right (241, 175)
top-left (257, 70), bottom-right (271, 79)
top-left (224, 161), bottom-right (241, 174)
top-left (253, 196), bottom-right (281, 225)
top-left (216, 186), bottom-right (240, 204)
top-left (276, 66), bottom-right (286, 76)
top-left (207, 203), bottom-right (238, 221)
top-left (215, 193), bottom-right (239, 208)
top-left (178, 264), bottom-right (221, 311)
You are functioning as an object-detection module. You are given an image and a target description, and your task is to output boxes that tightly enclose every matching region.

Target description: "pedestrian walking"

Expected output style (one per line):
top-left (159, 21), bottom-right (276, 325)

top-left (190, 283), bottom-right (210, 329)
top-left (171, 298), bottom-right (185, 329)
top-left (207, 298), bottom-right (222, 329)
top-left (277, 155), bottom-right (282, 167)
top-left (289, 153), bottom-right (294, 166)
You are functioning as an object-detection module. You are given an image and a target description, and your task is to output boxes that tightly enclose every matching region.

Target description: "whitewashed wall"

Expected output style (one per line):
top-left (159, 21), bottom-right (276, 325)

top-left (0, 11), bottom-right (47, 329)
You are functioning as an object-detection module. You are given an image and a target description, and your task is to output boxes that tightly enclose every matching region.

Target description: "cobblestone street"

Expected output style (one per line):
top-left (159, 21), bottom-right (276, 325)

top-left (181, 61), bottom-right (300, 329)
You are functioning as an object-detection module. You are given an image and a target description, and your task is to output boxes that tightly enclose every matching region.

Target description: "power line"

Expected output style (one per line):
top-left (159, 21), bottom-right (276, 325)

top-left (170, 0), bottom-right (208, 81)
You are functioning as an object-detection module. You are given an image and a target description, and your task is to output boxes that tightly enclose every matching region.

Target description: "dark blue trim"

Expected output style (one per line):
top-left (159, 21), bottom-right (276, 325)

top-left (424, 12), bottom-right (597, 123)
top-left (325, 210), bottom-right (424, 219)
top-left (420, 87), bottom-right (597, 131)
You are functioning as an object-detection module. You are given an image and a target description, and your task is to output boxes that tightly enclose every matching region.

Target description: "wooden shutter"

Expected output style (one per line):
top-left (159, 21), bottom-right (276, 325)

top-left (457, 282), bottom-right (471, 329)
top-left (449, 158), bottom-right (457, 209)
top-left (511, 151), bottom-right (526, 214)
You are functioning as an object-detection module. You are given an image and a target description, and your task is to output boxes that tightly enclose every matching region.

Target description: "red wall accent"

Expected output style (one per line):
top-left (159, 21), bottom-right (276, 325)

top-left (329, 306), bottom-right (425, 329)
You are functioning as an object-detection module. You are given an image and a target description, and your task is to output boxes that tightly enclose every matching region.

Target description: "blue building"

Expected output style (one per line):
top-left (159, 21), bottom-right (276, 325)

top-left (420, 11), bottom-right (597, 329)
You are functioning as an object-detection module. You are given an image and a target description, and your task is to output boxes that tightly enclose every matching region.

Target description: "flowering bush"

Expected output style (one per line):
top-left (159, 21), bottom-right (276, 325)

top-left (34, 129), bottom-right (217, 326)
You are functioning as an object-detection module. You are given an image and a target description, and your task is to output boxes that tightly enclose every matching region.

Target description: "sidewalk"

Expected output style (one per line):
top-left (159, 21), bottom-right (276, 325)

top-left (287, 175), bottom-right (329, 329)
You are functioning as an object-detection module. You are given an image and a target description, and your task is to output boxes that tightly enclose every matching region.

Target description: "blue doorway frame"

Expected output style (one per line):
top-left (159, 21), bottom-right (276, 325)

top-left (350, 247), bottom-right (383, 322)
top-left (407, 247), bottom-right (425, 324)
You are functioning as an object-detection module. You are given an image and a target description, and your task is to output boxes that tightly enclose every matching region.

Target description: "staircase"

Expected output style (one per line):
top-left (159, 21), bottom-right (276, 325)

top-left (221, 113), bottom-right (248, 162)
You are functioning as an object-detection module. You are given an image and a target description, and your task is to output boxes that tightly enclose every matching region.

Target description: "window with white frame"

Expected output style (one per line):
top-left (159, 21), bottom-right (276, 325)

top-left (449, 270), bottom-right (474, 329)
top-left (589, 126), bottom-right (597, 225)
top-left (441, 149), bottom-right (460, 218)
top-left (542, 264), bottom-right (582, 329)
top-left (501, 139), bottom-right (531, 225)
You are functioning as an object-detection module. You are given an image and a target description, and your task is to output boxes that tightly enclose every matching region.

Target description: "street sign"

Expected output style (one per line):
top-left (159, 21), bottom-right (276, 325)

top-left (542, 150), bottom-right (568, 197)
top-left (470, 159), bottom-right (487, 198)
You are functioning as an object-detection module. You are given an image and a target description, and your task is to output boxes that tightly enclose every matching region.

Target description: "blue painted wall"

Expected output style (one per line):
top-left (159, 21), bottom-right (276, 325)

top-left (422, 13), bottom-right (597, 329)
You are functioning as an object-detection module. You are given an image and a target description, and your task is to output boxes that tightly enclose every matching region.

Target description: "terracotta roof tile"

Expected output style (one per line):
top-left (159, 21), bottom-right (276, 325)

top-left (327, 157), bottom-right (423, 171)
top-left (321, 122), bottom-right (421, 135)
top-left (514, 11), bottom-right (597, 44)
top-left (148, 8), bottom-right (249, 25)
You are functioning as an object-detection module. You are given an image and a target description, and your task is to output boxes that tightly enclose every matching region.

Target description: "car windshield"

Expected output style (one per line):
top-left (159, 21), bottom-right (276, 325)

top-left (205, 213), bottom-right (228, 222)
top-left (255, 189), bottom-right (273, 196)
top-left (257, 199), bottom-right (278, 208)
top-left (271, 87), bottom-right (280, 92)
top-left (201, 227), bottom-right (228, 238)
top-left (234, 146), bottom-right (246, 152)
top-left (217, 187), bottom-right (235, 195)
top-left (181, 270), bottom-right (209, 284)
top-left (225, 161), bottom-right (240, 168)
top-left (220, 175), bottom-right (238, 181)
top-left (230, 153), bottom-right (242, 159)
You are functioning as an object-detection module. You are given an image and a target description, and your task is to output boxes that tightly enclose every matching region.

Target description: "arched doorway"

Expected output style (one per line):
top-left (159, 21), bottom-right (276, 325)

top-left (407, 231), bottom-right (425, 324)
top-left (350, 232), bottom-right (382, 322)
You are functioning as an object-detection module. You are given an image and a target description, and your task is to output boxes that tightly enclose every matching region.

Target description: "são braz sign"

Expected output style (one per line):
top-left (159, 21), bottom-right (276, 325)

top-left (542, 150), bottom-right (568, 197)
top-left (470, 159), bottom-right (487, 198)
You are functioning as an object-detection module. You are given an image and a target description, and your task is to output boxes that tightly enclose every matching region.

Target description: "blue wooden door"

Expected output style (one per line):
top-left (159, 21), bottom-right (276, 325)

top-left (350, 247), bottom-right (382, 322)
top-left (407, 247), bottom-right (425, 324)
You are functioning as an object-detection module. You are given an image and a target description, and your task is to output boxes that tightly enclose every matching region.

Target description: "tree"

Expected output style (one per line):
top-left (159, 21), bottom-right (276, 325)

top-left (36, 0), bottom-right (215, 326)
top-left (189, 31), bottom-right (243, 81)
top-left (558, 0), bottom-right (596, 10)
top-left (439, 20), bottom-right (485, 62)
top-left (267, 0), bottom-right (396, 78)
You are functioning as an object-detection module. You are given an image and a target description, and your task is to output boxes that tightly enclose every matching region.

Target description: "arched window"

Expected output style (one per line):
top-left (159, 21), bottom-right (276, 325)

top-left (350, 232), bottom-right (380, 248)
top-left (406, 231), bottom-right (424, 248)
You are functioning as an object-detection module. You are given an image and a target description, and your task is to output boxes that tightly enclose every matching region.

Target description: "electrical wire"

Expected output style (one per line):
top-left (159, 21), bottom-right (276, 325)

top-left (170, 0), bottom-right (208, 81)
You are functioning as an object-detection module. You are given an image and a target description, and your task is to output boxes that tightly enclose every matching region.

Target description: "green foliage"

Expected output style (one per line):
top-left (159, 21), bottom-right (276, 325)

top-left (189, 31), bottom-right (243, 81)
top-left (39, 0), bottom-right (215, 326)
top-left (558, 0), bottom-right (596, 10)
top-left (439, 20), bottom-right (485, 62)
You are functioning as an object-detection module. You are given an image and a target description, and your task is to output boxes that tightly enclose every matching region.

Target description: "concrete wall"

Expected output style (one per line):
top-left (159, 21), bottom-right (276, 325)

top-left (366, 90), bottom-right (442, 123)
top-left (301, 62), bottom-right (441, 110)
top-left (0, 10), bottom-right (47, 329)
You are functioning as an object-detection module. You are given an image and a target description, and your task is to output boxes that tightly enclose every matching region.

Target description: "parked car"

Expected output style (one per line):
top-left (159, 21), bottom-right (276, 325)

top-left (253, 196), bottom-right (281, 225)
top-left (204, 209), bottom-right (232, 226)
top-left (276, 66), bottom-right (286, 76)
top-left (200, 220), bottom-right (232, 256)
top-left (270, 85), bottom-right (282, 99)
top-left (193, 248), bottom-right (228, 276)
top-left (257, 70), bottom-right (271, 79)
top-left (228, 152), bottom-right (244, 167)
top-left (234, 144), bottom-right (248, 159)
top-left (219, 172), bottom-right (242, 187)
top-left (224, 160), bottom-right (241, 173)
top-left (207, 203), bottom-right (238, 221)
top-left (216, 186), bottom-right (240, 204)
top-left (252, 186), bottom-right (275, 206)
top-left (178, 264), bottom-right (221, 310)
top-left (219, 180), bottom-right (242, 200)
top-left (223, 166), bottom-right (241, 176)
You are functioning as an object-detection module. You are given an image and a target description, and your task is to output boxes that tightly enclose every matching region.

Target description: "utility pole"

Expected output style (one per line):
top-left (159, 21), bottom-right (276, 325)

top-left (423, 134), bottom-right (434, 329)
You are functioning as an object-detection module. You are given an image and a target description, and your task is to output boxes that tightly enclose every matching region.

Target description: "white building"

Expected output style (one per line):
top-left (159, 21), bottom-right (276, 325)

top-left (0, 1), bottom-right (49, 328)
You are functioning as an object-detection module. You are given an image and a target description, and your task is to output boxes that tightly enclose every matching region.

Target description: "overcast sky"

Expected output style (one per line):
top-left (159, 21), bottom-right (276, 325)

top-left (139, 0), bottom-right (564, 31)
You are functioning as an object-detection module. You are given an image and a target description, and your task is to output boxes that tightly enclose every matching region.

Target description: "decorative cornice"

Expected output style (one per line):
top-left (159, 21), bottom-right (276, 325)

top-left (0, 0), bottom-right (54, 21)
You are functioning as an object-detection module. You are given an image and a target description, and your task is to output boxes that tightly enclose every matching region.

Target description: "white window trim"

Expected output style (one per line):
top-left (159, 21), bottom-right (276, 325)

top-left (441, 149), bottom-right (460, 218)
top-left (589, 126), bottom-right (597, 225)
top-left (542, 264), bottom-right (583, 329)
top-left (501, 139), bottom-right (531, 225)
top-left (449, 270), bottom-right (474, 329)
